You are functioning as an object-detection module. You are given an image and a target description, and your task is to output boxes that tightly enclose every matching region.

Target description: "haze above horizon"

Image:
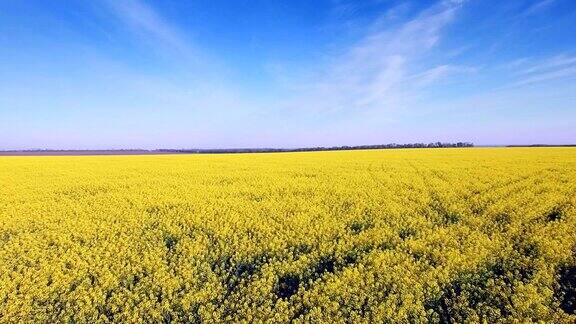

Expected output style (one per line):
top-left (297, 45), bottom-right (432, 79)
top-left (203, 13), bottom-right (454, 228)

top-left (1, 0), bottom-right (575, 150)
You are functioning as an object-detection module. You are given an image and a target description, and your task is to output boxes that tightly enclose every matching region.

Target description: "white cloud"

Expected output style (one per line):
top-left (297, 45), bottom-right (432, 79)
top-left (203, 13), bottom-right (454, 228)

top-left (519, 0), bottom-right (556, 17)
top-left (517, 54), bottom-right (576, 75)
top-left (280, 1), bottom-right (469, 116)
top-left (510, 54), bottom-right (576, 86)
top-left (515, 65), bottom-right (576, 86)
top-left (410, 65), bottom-right (476, 88)
top-left (96, 0), bottom-right (241, 114)
top-left (101, 0), bottom-right (217, 73)
top-left (104, 0), bottom-right (190, 53)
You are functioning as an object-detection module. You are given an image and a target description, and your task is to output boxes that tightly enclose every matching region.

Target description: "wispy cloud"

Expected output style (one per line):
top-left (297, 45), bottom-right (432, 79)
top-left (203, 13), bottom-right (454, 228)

top-left (281, 0), bottom-right (470, 116)
top-left (517, 54), bottom-right (576, 75)
top-left (97, 0), bottom-right (238, 107)
top-left (104, 0), bottom-right (184, 48)
top-left (23, 0), bottom-right (256, 148)
top-left (519, 0), bottom-right (556, 17)
top-left (515, 65), bottom-right (576, 86)
top-left (102, 0), bottom-right (204, 64)
top-left (511, 54), bottom-right (576, 86)
top-left (410, 64), bottom-right (476, 88)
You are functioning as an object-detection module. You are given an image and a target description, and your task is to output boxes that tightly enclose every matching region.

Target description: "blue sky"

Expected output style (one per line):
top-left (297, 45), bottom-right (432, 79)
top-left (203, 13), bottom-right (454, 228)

top-left (0, 0), bottom-right (575, 149)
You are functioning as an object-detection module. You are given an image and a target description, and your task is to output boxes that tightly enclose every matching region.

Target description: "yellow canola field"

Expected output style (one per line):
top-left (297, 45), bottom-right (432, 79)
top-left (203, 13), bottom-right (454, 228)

top-left (1, 148), bottom-right (575, 323)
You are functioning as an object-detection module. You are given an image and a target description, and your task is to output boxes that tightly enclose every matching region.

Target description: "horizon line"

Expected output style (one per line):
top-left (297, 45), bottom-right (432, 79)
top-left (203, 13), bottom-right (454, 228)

top-left (1, 143), bottom-right (576, 156)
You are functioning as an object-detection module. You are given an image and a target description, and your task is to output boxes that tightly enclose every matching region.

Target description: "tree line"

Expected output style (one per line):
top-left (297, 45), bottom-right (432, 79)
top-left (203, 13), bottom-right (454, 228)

top-left (157, 142), bottom-right (474, 154)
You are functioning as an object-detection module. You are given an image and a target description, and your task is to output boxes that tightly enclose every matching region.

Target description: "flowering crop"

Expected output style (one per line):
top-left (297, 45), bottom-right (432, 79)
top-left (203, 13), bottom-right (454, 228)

top-left (1, 148), bottom-right (575, 322)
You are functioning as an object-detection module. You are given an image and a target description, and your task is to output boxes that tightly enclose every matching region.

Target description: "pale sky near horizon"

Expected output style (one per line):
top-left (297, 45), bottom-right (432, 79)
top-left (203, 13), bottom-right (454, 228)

top-left (0, 0), bottom-right (575, 150)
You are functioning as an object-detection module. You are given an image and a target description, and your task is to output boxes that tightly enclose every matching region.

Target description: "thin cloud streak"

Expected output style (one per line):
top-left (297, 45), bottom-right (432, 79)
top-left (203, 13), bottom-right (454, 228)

top-left (100, 0), bottom-right (216, 74)
top-left (517, 55), bottom-right (576, 75)
top-left (104, 0), bottom-right (191, 54)
top-left (514, 65), bottom-right (576, 86)
top-left (519, 0), bottom-right (556, 17)
top-left (95, 0), bottom-right (248, 121)
top-left (507, 54), bottom-right (576, 86)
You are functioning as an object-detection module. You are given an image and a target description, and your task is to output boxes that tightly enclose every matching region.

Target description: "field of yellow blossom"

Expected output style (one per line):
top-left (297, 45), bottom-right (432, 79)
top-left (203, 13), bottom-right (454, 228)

top-left (1, 148), bottom-right (575, 322)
